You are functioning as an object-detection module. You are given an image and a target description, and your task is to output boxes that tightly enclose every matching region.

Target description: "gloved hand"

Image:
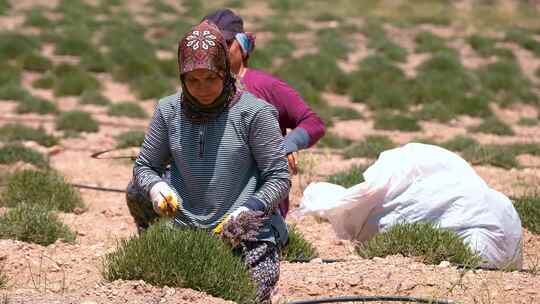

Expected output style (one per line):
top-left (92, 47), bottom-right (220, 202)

top-left (213, 206), bottom-right (250, 234)
top-left (149, 181), bottom-right (180, 217)
top-left (287, 152), bottom-right (298, 175)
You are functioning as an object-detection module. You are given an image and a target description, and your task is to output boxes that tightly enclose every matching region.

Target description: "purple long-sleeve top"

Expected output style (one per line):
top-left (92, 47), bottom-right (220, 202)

top-left (241, 68), bottom-right (326, 154)
top-left (241, 68), bottom-right (325, 217)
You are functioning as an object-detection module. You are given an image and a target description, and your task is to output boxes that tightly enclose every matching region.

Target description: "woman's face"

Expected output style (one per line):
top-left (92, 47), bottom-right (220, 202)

top-left (184, 69), bottom-right (224, 105)
top-left (228, 39), bottom-right (243, 75)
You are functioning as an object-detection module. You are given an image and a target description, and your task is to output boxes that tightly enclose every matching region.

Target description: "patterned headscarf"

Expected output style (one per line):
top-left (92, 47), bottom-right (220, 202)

top-left (178, 20), bottom-right (240, 122)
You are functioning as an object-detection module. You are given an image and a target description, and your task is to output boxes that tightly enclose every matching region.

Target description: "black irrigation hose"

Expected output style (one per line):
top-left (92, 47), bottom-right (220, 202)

top-left (90, 148), bottom-right (137, 160)
top-left (0, 183), bottom-right (126, 193)
top-left (288, 258), bottom-right (345, 264)
top-left (287, 295), bottom-right (455, 304)
top-left (69, 183), bottom-right (126, 193)
top-left (455, 263), bottom-right (534, 274)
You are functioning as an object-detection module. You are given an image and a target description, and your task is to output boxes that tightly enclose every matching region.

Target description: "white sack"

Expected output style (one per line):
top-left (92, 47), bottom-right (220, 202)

top-left (299, 143), bottom-right (523, 268)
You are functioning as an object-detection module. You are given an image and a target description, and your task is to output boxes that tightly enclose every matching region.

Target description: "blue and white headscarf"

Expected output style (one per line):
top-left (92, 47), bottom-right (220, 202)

top-left (234, 32), bottom-right (256, 59)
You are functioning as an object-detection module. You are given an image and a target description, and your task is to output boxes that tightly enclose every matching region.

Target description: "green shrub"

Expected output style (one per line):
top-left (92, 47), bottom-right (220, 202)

top-left (157, 58), bottom-right (178, 79)
top-left (53, 64), bottom-right (101, 96)
top-left (281, 224), bottom-right (318, 262)
top-left (268, 0), bottom-right (304, 12)
top-left (411, 51), bottom-right (474, 111)
top-left (0, 169), bottom-right (84, 212)
top-left (318, 27), bottom-right (351, 60)
top-left (410, 137), bottom-right (438, 145)
top-left (0, 0), bottom-right (10, 15)
top-left (453, 94), bottom-right (492, 118)
top-left (513, 196), bottom-right (540, 234)
top-left (0, 144), bottom-right (48, 168)
top-left (224, 0), bottom-right (244, 8)
top-left (349, 55), bottom-right (411, 110)
top-left (16, 95), bottom-right (58, 115)
top-left (103, 22), bottom-right (161, 84)
top-left (103, 221), bottom-right (256, 304)
top-left (441, 135), bottom-right (478, 152)
top-left (32, 73), bottom-right (55, 89)
top-left (80, 90), bottom-right (111, 106)
top-left (54, 27), bottom-right (93, 56)
top-left (24, 7), bottom-right (52, 28)
top-left (536, 66), bottom-right (540, 79)
top-left (0, 64), bottom-right (21, 87)
top-left (183, 0), bottom-right (204, 17)
top-left (132, 74), bottom-right (175, 100)
top-left (115, 130), bottom-right (145, 148)
top-left (393, 1), bottom-right (453, 26)
top-left (517, 117), bottom-right (538, 126)
top-left (17, 52), bottom-right (52, 72)
top-left (477, 59), bottom-right (538, 106)
top-left (356, 222), bottom-right (482, 266)
top-left (153, 19), bottom-right (192, 51)
top-left (374, 112), bottom-right (421, 132)
top-left (344, 135), bottom-right (395, 159)
top-left (0, 124), bottom-right (58, 147)
top-left (505, 28), bottom-right (540, 57)
top-left (275, 54), bottom-right (346, 97)
top-left (0, 265), bottom-right (7, 288)
top-left (108, 102), bottom-right (148, 118)
top-left (0, 32), bottom-right (40, 61)
top-left (467, 34), bottom-right (498, 57)
top-left (330, 106), bottom-right (362, 121)
top-left (0, 83), bottom-right (30, 101)
top-left (55, 0), bottom-right (98, 28)
top-left (462, 145), bottom-right (518, 169)
top-left (249, 48), bottom-right (273, 71)
top-left (509, 142), bottom-right (540, 156)
top-left (56, 111), bottom-right (99, 133)
top-left (149, 0), bottom-right (177, 14)
top-left (327, 166), bottom-right (366, 188)
top-left (80, 49), bottom-right (110, 73)
top-left (415, 31), bottom-right (449, 53)
top-left (468, 116), bottom-right (514, 136)
top-left (415, 101), bottom-right (454, 123)
top-left (367, 36), bottom-right (408, 62)
top-left (265, 36), bottom-right (295, 59)
top-left (316, 133), bottom-right (352, 149)
top-left (0, 204), bottom-right (76, 246)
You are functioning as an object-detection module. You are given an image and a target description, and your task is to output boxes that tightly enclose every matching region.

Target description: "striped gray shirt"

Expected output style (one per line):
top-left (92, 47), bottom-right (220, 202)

top-left (133, 91), bottom-right (290, 233)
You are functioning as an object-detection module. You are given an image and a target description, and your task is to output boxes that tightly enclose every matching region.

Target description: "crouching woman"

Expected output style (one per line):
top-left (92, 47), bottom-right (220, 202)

top-left (127, 20), bottom-right (289, 303)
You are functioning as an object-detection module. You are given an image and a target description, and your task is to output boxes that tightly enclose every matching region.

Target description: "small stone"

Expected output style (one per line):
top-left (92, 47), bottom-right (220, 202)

top-left (438, 261), bottom-right (451, 268)
top-left (73, 207), bottom-right (85, 215)
top-left (80, 301), bottom-right (98, 304)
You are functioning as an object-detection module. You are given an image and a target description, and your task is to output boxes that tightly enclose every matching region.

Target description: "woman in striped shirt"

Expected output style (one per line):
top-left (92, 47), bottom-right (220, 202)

top-left (127, 20), bottom-right (290, 303)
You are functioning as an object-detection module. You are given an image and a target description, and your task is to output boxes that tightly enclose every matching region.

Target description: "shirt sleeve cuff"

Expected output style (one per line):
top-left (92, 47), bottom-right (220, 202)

top-left (244, 196), bottom-right (266, 211)
top-left (284, 127), bottom-right (310, 154)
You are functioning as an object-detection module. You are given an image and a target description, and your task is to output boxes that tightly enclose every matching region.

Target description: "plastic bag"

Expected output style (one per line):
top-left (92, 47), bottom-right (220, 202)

top-left (299, 143), bottom-right (523, 268)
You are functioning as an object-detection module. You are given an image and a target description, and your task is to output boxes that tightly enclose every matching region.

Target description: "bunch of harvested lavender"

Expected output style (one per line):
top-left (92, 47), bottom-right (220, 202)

top-left (221, 210), bottom-right (267, 248)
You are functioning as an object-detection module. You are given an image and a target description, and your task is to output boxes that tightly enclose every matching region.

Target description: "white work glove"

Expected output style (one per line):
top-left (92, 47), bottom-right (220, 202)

top-left (149, 181), bottom-right (180, 217)
top-left (213, 206), bottom-right (250, 234)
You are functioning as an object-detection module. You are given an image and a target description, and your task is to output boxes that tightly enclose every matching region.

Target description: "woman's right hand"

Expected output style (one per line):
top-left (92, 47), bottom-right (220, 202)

top-left (287, 152), bottom-right (298, 175)
top-left (149, 181), bottom-right (180, 217)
